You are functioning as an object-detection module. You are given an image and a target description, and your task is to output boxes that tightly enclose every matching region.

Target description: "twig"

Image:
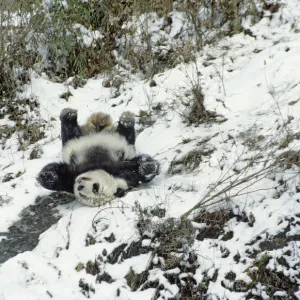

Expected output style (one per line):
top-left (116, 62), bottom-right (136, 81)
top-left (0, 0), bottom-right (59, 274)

top-left (46, 291), bottom-right (53, 298)
top-left (65, 212), bottom-right (72, 250)
top-left (181, 159), bottom-right (277, 219)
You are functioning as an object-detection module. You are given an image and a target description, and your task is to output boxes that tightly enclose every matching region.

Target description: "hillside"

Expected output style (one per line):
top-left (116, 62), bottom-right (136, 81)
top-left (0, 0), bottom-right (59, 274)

top-left (1, 0), bottom-right (300, 299)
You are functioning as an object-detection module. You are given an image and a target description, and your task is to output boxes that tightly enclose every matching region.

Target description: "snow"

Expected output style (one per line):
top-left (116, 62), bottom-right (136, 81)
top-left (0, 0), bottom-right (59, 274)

top-left (73, 24), bottom-right (103, 47)
top-left (1, 1), bottom-right (300, 299)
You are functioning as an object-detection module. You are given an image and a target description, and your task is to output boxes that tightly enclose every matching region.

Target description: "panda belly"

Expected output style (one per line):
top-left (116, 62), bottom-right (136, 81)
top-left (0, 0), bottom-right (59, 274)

top-left (84, 146), bottom-right (119, 165)
top-left (62, 132), bottom-right (136, 165)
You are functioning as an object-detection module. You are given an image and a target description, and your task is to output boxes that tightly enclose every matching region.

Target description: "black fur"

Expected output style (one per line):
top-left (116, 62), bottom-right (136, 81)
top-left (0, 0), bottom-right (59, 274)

top-left (38, 162), bottom-right (74, 193)
top-left (60, 108), bottom-right (82, 146)
top-left (116, 121), bottom-right (135, 145)
top-left (38, 109), bottom-right (159, 195)
top-left (37, 159), bottom-right (141, 194)
top-left (116, 111), bottom-right (136, 145)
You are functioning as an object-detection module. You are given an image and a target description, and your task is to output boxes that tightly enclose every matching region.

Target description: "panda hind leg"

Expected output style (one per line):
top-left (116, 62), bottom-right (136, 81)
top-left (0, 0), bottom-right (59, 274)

top-left (37, 162), bottom-right (74, 193)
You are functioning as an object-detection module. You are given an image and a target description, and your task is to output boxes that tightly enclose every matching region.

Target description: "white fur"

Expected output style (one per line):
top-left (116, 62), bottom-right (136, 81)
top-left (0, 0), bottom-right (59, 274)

top-left (62, 132), bottom-right (136, 164)
top-left (74, 170), bottom-right (128, 207)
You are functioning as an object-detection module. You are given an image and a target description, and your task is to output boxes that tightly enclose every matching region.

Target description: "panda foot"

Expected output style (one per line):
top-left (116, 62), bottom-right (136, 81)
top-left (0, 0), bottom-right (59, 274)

top-left (60, 107), bottom-right (78, 122)
top-left (119, 111), bottom-right (135, 128)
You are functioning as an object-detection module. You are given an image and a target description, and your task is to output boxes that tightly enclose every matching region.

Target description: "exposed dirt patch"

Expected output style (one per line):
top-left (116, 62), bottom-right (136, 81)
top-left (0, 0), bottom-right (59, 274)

top-left (168, 146), bottom-right (215, 175)
top-left (79, 278), bottom-right (95, 298)
top-left (246, 255), bottom-right (298, 299)
top-left (29, 145), bottom-right (43, 160)
top-left (104, 233), bottom-right (116, 243)
top-left (59, 91), bottom-right (73, 101)
top-left (85, 233), bottom-right (97, 246)
top-left (242, 134), bottom-right (266, 150)
top-left (85, 260), bottom-right (100, 276)
top-left (104, 217), bottom-right (200, 298)
top-left (0, 192), bottom-right (75, 263)
top-left (184, 86), bottom-right (226, 125)
top-left (276, 150), bottom-right (300, 169)
top-left (107, 243), bottom-right (127, 264)
top-left (67, 76), bottom-right (87, 89)
top-left (150, 207), bottom-right (166, 218)
top-left (194, 210), bottom-right (249, 242)
top-left (0, 96), bottom-right (46, 150)
top-left (125, 268), bottom-right (149, 291)
top-left (2, 173), bottom-right (14, 183)
top-left (258, 217), bottom-right (300, 252)
top-left (75, 262), bottom-right (85, 272)
top-left (238, 125), bottom-right (268, 151)
top-left (96, 272), bottom-right (114, 284)
top-left (107, 239), bottom-right (151, 265)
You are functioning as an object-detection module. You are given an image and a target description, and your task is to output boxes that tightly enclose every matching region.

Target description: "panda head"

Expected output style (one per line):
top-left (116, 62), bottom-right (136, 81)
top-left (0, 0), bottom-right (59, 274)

top-left (74, 170), bottom-right (128, 207)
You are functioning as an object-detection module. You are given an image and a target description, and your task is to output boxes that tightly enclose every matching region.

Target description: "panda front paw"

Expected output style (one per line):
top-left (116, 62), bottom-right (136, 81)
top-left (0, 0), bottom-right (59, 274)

top-left (137, 154), bottom-right (160, 183)
top-left (119, 111), bottom-right (135, 128)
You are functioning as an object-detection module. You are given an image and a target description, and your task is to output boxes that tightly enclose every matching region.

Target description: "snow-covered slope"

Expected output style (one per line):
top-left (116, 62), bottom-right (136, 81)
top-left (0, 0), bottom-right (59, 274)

top-left (1, 1), bottom-right (300, 299)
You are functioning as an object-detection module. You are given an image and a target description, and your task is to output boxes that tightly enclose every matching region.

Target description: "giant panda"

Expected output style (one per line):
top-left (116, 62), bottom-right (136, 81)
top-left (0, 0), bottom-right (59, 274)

top-left (37, 108), bottom-right (159, 207)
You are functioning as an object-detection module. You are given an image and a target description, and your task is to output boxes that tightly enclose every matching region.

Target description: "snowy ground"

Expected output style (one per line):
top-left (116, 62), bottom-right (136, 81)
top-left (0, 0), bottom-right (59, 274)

top-left (1, 1), bottom-right (300, 299)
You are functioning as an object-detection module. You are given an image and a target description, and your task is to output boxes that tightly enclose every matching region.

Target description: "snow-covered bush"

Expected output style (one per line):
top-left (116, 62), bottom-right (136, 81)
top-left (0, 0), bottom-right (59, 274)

top-left (1, 0), bottom-right (266, 83)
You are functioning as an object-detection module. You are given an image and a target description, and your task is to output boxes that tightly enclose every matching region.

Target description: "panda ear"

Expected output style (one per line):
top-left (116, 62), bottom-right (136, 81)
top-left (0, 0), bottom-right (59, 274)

top-left (114, 188), bottom-right (126, 198)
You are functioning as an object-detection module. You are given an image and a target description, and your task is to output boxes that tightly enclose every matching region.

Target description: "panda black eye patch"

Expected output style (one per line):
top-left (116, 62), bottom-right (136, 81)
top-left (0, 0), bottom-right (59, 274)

top-left (78, 185), bottom-right (84, 191)
top-left (92, 183), bottom-right (100, 194)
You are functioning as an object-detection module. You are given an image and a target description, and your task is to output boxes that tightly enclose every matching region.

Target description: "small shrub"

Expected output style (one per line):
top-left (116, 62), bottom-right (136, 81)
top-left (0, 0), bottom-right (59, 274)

top-left (75, 263), bottom-right (84, 272)
top-left (96, 272), bottom-right (114, 284)
top-left (79, 279), bottom-right (95, 298)
top-left (0, 0), bottom-right (266, 85)
top-left (85, 260), bottom-right (100, 276)
top-left (186, 84), bottom-right (218, 125)
top-left (125, 268), bottom-right (148, 291)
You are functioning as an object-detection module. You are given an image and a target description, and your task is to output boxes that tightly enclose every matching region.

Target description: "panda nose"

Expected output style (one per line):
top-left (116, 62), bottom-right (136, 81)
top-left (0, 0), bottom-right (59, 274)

top-left (78, 185), bottom-right (84, 191)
